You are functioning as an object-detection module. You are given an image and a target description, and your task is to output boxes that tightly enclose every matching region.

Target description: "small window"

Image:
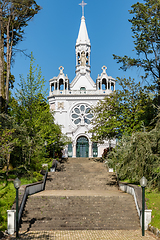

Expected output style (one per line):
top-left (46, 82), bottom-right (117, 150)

top-left (78, 52), bottom-right (80, 65)
top-left (86, 53), bottom-right (88, 64)
top-left (80, 87), bottom-right (86, 91)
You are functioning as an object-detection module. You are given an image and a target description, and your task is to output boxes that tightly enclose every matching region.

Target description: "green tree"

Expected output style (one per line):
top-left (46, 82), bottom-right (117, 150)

top-left (90, 77), bottom-right (155, 143)
top-left (108, 118), bottom-right (160, 188)
top-left (0, 127), bottom-right (16, 177)
top-left (113, 0), bottom-right (160, 105)
top-left (9, 54), bottom-right (68, 170)
top-left (0, 113), bottom-right (21, 178)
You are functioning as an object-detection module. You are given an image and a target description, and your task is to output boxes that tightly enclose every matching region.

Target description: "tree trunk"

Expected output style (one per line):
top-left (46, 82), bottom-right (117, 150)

top-left (158, 65), bottom-right (160, 107)
top-left (6, 153), bottom-right (10, 180)
top-left (0, 4), bottom-right (5, 114)
top-left (5, 16), bottom-right (13, 113)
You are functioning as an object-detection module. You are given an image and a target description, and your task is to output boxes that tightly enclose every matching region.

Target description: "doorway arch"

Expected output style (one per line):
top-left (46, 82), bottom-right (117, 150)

top-left (76, 136), bottom-right (89, 157)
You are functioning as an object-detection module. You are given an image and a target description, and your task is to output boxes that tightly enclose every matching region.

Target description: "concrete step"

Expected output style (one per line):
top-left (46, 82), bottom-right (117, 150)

top-left (20, 195), bottom-right (140, 231)
top-left (20, 158), bottom-right (140, 231)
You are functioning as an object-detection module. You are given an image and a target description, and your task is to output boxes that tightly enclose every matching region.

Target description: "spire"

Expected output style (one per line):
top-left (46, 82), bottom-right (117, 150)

top-left (76, 16), bottom-right (90, 46)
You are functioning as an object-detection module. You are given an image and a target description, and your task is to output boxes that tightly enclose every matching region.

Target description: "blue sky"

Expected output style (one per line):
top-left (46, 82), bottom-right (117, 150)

top-left (11, 0), bottom-right (143, 96)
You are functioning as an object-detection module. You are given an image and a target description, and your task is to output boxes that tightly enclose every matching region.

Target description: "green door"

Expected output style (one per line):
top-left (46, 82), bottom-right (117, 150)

top-left (76, 136), bottom-right (89, 157)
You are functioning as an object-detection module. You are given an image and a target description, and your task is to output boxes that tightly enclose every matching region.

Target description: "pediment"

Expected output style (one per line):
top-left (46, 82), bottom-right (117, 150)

top-left (70, 73), bottom-right (96, 91)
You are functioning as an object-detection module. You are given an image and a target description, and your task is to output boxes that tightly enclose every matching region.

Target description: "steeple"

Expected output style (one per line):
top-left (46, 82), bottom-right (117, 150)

top-left (76, 16), bottom-right (90, 46)
top-left (75, 1), bottom-right (91, 75)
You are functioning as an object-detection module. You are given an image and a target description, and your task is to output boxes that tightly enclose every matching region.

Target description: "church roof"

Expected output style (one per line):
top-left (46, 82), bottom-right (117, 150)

top-left (76, 16), bottom-right (90, 46)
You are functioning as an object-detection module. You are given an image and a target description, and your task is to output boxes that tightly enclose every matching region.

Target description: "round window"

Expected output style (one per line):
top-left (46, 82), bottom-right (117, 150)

top-left (71, 104), bottom-right (93, 125)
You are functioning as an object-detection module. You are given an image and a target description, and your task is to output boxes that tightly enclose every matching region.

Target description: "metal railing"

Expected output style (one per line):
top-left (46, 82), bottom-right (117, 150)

top-left (11, 171), bottom-right (48, 224)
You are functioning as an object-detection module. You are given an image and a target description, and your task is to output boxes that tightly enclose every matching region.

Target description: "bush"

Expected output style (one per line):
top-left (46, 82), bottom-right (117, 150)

top-left (33, 172), bottom-right (43, 181)
top-left (102, 147), bottom-right (113, 159)
top-left (8, 174), bottom-right (17, 179)
top-left (108, 129), bottom-right (160, 187)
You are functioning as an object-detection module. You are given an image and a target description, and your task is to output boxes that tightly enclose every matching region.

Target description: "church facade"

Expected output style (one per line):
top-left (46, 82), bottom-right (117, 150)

top-left (48, 5), bottom-right (116, 158)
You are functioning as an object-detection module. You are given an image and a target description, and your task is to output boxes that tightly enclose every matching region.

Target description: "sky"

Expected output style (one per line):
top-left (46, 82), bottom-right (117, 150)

top-left (11, 0), bottom-right (144, 96)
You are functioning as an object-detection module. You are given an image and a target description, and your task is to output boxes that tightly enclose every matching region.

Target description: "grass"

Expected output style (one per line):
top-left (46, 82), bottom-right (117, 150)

top-left (146, 188), bottom-right (160, 229)
top-left (0, 181), bottom-right (16, 232)
top-left (120, 178), bottom-right (160, 230)
top-left (0, 171), bottom-right (43, 232)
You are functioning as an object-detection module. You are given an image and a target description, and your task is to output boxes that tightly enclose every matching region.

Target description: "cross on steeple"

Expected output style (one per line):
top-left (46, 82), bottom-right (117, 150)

top-left (79, 1), bottom-right (87, 17)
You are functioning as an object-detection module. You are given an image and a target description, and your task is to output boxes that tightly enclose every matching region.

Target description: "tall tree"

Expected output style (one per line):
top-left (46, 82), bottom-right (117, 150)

top-left (107, 119), bottom-right (160, 188)
top-left (113, 0), bottom-right (160, 105)
top-left (9, 54), bottom-right (69, 169)
top-left (0, 0), bottom-right (41, 113)
top-left (90, 78), bottom-right (155, 143)
top-left (0, 3), bottom-right (5, 113)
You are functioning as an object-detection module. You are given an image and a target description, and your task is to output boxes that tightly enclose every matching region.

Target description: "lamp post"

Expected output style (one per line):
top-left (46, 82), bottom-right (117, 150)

top-left (140, 176), bottom-right (147, 236)
top-left (13, 178), bottom-right (21, 238)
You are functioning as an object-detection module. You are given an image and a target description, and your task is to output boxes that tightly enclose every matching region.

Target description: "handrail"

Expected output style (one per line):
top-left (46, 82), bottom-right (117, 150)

top-left (11, 171), bottom-right (48, 224)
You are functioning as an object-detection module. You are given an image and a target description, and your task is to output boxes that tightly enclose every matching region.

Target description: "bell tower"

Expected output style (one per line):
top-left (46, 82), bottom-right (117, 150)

top-left (75, 1), bottom-right (91, 75)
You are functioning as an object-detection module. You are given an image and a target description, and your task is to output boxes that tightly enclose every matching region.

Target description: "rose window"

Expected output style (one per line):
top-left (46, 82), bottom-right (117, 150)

top-left (71, 104), bottom-right (93, 125)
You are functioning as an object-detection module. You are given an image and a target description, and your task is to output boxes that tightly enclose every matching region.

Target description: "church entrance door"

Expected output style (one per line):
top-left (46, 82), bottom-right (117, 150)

top-left (76, 136), bottom-right (89, 158)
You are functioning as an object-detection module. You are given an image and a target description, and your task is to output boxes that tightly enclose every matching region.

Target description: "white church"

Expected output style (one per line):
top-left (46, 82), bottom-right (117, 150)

top-left (48, 1), bottom-right (116, 158)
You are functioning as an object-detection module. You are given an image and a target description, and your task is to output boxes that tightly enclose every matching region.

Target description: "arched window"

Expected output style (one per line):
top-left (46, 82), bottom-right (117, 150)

top-left (102, 78), bottom-right (107, 90)
top-left (65, 82), bottom-right (68, 90)
top-left (68, 143), bottom-right (72, 157)
top-left (51, 84), bottom-right (54, 91)
top-left (78, 52), bottom-right (80, 65)
top-left (86, 52), bottom-right (88, 64)
top-left (111, 82), bottom-right (114, 91)
top-left (59, 79), bottom-right (64, 90)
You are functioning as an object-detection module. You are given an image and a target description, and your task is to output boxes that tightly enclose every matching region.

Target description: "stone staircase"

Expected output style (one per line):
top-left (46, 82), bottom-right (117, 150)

top-left (20, 158), bottom-right (140, 231)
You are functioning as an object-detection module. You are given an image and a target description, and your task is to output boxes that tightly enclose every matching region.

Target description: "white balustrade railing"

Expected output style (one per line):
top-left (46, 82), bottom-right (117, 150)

top-left (119, 182), bottom-right (152, 230)
top-left (49, 89), bottom-right (112, 96)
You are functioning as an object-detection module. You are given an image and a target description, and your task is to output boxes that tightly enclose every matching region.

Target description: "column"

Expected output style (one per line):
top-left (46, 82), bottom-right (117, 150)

top-left (72, 143), bottom-right (76, 158)
top-left (67, 80), bottom-right (69, 90)
top-left (63, 79), bottom-right (65, 93)
top-left (57, 81), bottom-right (59, 91)
top-left (89, 142), bottom-right (92, 158)
top-left (76, 53), bottom-right (78, 66)
top-left (50, 83), bottom-right (52, 94)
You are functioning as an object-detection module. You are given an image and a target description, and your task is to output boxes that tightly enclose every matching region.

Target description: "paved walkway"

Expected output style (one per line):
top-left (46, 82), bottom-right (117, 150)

top-left (10, 230), bottom-right (158, 239)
